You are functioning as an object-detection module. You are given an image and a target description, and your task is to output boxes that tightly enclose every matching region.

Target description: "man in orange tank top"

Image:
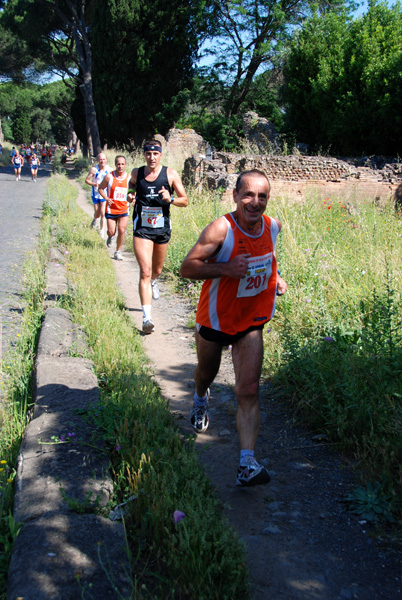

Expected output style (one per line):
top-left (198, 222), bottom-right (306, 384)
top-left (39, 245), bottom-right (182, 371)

top-left (180, 169), bottom-right (287, 487)
top-left (98, 155), bottom-right (132, 261)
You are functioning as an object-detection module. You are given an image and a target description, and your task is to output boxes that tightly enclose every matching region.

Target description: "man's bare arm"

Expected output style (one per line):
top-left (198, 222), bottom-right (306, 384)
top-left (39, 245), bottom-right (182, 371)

top-left (165, 169), bottom-right (188, 207)
top-left (97, 173), bottom-right (112, 204)
top-left (180, 217), bottom-right (250, 280)
top-left (127, 168), bottom-right (138, 205)
top-left (84, 166), bottom-right (97, 187)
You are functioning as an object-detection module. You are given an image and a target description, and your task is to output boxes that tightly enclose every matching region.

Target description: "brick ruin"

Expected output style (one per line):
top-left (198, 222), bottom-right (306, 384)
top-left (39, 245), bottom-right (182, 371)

top-left (155, 127), bottom-right (402, 203)
top-left (182, 151), bottom-right (402, 203)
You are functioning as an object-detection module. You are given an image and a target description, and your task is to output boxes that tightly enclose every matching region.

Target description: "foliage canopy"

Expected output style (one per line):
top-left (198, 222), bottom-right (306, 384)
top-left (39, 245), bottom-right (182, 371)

top-left (282, 1), bottom-right (402, 155)
top-left (91, 0), bottom-right (210, 146)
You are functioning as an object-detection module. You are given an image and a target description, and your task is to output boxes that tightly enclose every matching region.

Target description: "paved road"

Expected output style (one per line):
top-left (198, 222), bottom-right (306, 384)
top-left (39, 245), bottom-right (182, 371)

top-left (0, 161), bottom-right (51, 373)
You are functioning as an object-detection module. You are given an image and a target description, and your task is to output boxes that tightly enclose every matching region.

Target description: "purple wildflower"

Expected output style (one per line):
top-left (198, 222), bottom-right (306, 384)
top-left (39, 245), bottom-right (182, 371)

top-left (173, 510), bottom-right (186, 523)
top-left (323, 336), bottom-right (334, 342)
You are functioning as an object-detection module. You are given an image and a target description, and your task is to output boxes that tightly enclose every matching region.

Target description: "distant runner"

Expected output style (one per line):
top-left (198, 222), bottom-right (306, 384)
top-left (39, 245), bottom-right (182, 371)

top-left (12, 151), bottom-right (24, 181)
top-left (98, 155), bottom-right (131, 261)
top-left (30, 153), bottom-right (40, 182)
top-left (85, 152), bottom-right (112, 239)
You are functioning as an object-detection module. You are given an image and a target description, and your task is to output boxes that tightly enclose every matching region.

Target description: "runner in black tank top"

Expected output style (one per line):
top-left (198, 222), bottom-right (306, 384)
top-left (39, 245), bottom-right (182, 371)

top-left (128, 140), bottom-right (188, 334)
top-left (133, 165), bottom-right (173, 244)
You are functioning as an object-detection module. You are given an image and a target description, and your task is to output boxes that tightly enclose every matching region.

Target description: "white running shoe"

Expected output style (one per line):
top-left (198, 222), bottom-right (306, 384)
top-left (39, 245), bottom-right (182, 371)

top-left (142, 319), bottom-right (155, 334)
top-left (236, 456), bottom-right (270, 487)
top-left (190, 389), bottom-right (210, 433)
top-left (99, 229), bottom-right (105, 240)
top-left (114, 251), bottom-right (123, 261)
top-left (151, 280), bottom-right (160, 300)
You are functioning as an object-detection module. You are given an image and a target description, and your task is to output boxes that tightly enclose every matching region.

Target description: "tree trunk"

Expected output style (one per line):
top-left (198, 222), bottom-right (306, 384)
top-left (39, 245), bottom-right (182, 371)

top-left (83, 99), bottom-right (93, 154)
top-left (67, 1), bottom-right (102, 155)
top-left (79, 78), bottom-right (101, 155)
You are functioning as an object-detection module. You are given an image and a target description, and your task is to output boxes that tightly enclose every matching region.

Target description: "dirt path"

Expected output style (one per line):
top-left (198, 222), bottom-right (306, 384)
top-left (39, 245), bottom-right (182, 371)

top-left (75, 185), bottom-right (401, 600)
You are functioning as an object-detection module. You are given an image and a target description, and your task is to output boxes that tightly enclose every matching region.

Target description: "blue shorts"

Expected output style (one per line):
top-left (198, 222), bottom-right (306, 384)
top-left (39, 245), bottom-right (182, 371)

top-left (92, 197), bottom-right (105, 205)
top-left (106, 212), bottom-right (129, 219)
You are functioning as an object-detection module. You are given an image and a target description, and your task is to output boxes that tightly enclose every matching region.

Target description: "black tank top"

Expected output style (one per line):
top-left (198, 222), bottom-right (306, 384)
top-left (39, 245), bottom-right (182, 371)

top-left (133, 166), bottom-right (172, 231)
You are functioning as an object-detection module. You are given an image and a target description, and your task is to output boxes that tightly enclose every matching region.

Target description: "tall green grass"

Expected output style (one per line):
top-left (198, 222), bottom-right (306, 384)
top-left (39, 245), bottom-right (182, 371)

top-left (168, 188), bottom-right (402, 515)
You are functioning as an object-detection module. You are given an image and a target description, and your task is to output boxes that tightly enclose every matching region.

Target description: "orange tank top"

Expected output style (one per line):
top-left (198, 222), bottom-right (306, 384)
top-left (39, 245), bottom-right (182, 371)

top-left (106, 171), bottom-right (129, 215)
top-left (196, 213), bottom-right (279, 335)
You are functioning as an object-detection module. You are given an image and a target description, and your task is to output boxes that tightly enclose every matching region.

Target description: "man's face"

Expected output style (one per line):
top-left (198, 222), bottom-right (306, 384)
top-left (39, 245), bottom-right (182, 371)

top-left (115, 158), bottom-right (126, 175)
top-left (144, 150), bottom-right (161, 169)
top-left (233, 174), bottom-right (270, 229)
top-left (98, 154), bottom-right (107, 167)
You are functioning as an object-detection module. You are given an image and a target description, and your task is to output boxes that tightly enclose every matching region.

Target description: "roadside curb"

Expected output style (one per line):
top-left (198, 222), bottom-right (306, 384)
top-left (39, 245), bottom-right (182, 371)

top-left (7, 247), bottom-right (131, 599)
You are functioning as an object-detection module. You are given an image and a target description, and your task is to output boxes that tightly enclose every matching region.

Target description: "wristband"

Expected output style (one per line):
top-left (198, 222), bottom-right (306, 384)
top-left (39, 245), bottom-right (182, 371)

top-left (128, 188), bottom-right (135, 194)
top-left (170, 197), bottom-right (174, 204)
top-left (276, 269), bottom-right (283, 296)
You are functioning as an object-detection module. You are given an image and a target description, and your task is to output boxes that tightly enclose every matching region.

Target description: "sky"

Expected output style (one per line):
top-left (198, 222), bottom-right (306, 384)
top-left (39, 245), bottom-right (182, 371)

top-left (197, 0), bottom-right (371, 69)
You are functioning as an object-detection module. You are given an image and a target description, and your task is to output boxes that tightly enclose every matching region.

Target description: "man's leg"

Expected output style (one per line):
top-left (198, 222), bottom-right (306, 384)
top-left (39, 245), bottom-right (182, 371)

top-left (133, 237), bottom-right (155, 305)
top-left (191, 329), bottom-right (223, 432)
top-left (232, 329), bottom-right (269, 486)
top-left (133, 236), bottom-right (158, 332)
top-left (231, 328), bottom-right (263, 451)
top-left (115, 216), bottom-right (128, 252)
top-left (91, 201), bottom-right (100, 227)
top-left (149, 242), bottom-right (169, 300)
top-left (99, 201), bottom-right (106, 233)
top-left (194, 329), bottom-right (222, 397)
top-left (151, 242), bottom-right (169, 280)
top-left (106, 217), bottom-right (117, 240)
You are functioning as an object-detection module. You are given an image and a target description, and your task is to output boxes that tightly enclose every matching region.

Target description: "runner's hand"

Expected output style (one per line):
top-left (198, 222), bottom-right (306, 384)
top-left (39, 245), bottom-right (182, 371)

top-left (158, 186), bottom-right (170, 204)
top-left (276, 275), bottom-right (288, 296)
top-left (226, 254), bottom-right (251, 278)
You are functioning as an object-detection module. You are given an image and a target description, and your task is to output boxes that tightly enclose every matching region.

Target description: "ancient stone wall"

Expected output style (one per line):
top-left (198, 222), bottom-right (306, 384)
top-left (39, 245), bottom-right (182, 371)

top-left (183, 152), bottom-right (402, 202)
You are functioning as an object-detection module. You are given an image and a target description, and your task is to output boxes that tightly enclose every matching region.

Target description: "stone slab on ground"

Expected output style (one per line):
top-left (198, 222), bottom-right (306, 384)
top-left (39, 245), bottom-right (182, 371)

top-left (44, 263), bottom-right (69, 303)
top-left (7, 512), bottom-right (131, 600)
top-left (36, 307), bottom-right (87, 358)
top-left (8, 267), bottom-right (130, 599)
